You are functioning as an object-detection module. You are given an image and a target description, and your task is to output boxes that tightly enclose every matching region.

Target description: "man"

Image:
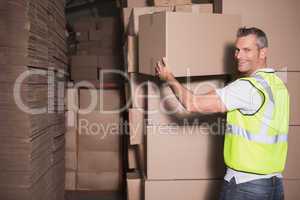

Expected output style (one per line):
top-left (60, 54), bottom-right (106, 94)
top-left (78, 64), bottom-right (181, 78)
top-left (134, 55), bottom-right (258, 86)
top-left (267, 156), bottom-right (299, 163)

top-left (155, 27), bottom-right (289, 200)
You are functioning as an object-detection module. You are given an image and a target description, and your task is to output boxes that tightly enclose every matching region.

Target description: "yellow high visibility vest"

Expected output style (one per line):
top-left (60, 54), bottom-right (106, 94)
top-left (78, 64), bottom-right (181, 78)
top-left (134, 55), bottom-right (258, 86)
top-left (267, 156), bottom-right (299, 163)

top-left (224, 71), bottom-right (290, 174)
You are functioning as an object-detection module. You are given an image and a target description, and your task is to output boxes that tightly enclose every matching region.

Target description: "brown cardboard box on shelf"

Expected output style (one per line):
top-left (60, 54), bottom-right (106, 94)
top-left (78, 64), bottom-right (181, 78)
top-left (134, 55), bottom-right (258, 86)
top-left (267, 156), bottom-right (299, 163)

top-left (139, 12), bottom-right (241, 77)
top-left (146, 125), bottom-right (225, 180)
top-left (127, 172), bottom-right (142, 200)
top-left (76, 32), bottom-right (89, 42)
top-left (147, 77), bottom-right (225, 125)
top-left (65, 170), bottom-right (76, 190)
top-left (276, 71), bottom-right (300, 125)
top-left (77, 172), bottom-right (121, 191)
top-left (129, 108), bottom-right (144, 145)
top-left (78, 151), bottom-right (121, 172)
top-left (79, 88), bottom-right (121, 111)
top-left (283, 126), bottom-right (300, 179)
top-left (145, 179), bottom-right (223, 200)
top-left (152, 0), bottom-right (192, 6)
top-left (283, 179), bottom-right (300, 200)
top-left (223, 0), bottom-right (300, 71)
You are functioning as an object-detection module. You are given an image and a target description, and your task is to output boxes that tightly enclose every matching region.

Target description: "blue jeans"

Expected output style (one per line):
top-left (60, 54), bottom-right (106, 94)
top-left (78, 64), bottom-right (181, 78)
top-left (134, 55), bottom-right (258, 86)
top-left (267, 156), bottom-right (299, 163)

top-left (219, 177), bottom-right (284, 200)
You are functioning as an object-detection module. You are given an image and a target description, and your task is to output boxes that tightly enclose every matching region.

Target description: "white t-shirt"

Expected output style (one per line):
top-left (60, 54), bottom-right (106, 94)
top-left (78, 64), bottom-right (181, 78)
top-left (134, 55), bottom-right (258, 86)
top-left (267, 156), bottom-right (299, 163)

top-left (215, 68), bottom-right (282, 184)
top-left (216, 79), bottom-right (263, 114)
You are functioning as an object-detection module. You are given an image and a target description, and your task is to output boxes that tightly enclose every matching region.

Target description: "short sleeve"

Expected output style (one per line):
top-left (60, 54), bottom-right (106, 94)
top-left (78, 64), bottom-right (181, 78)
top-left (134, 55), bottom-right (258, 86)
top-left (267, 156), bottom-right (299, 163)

top-left (215, 80), bottom-right (263, 114)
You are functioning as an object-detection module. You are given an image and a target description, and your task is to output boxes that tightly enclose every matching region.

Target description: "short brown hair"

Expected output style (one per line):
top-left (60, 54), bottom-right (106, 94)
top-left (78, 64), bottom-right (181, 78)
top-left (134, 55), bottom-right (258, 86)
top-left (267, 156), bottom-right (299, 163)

top-left (237, 27), bottom-right (268, 49)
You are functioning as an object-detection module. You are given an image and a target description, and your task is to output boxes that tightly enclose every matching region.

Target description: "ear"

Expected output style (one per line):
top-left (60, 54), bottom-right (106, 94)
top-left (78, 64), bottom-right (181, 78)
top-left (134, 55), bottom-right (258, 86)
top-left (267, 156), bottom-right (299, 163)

top-left (259, 47), bottom-right (268, 59)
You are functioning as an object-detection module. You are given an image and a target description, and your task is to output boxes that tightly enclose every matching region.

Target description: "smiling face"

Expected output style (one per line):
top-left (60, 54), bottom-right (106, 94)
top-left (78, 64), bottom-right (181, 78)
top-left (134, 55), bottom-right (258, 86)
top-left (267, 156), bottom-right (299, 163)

top-left (234, 34), bottom-right (267, 76)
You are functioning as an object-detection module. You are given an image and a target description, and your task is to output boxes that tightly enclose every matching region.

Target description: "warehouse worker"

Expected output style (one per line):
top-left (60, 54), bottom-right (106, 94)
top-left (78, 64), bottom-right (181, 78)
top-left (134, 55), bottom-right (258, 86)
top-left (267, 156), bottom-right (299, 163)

top-left (155, 27), bottom-right (289, 200)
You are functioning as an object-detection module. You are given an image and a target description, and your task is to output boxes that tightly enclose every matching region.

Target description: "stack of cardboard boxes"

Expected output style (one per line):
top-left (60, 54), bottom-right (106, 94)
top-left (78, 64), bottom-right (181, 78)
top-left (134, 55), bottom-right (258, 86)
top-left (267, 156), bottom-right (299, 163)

top-left (122, 1), bottom-right (242, 200)
top-left (65, 15), bottom-right (124, 196)
top-left (70, 17), bottom-right (122, 82)
top-left (0, 0), bottom-right (67, 200)
top-left (64, 85), bottom-right (124, 195)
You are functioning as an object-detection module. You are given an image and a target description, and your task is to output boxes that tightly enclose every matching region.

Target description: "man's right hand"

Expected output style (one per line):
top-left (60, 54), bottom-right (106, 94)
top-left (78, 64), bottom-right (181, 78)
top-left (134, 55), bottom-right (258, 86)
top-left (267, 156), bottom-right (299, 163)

top-left (155, 57), bottom-right (175, 82)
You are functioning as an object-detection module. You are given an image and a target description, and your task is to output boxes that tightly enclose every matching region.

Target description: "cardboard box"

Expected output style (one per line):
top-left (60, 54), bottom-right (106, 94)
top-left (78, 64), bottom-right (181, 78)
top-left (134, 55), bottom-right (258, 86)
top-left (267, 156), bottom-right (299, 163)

top-left (127, 172), bottom-right (142, 200)
top-left (98, 55), bottom-right (122, 70)
top-left (122, 7), bottom-right (171, 35)
top-left (276, 71), bottom-right (300, 125)
top-left (98, 69), bottom-right (123, 83)
top-left (79, 88), bottom-right (121, 112)
top-left (283, 126), bottom-right (300, 179)
top-left (88, 31), bottom-right (120, 49)
top-left (126, 0), bottom-right (148, 7)
top-left (65, 151), bottom-right (77, 171)
top-left (65, 170), bottom-right (76, 190)
top-left (152, 0), bottom-right (192, 6)
top-left (145, 179), bottom-right (223, 200)
top-left (139, 12), bottom-right (241, 77)
top-left (65, 128), bottom-right (77, 152)
top-left (78, 113), bottom-right (120, 152)
top-left (66, 110), bottom-right (77, 128)
top-left (146, 125), bottom-right (225, 180)
top-left (284, 179), bottom-right (300, 200)
top-left (147, 78), bottom-right (225, 125)
top-left (223, 0), bottom-right (300, 71)
top-left (128, 73), bottom-right (149, 109)
top-left (71, 66), bottom-right (99, 81)
top-left (128, 146), bottom-right (138, 169)
top-left (175, 3), bottom-right (213, 13)
top-left (125, 35), bottom-right (138, 73)
top-left (78, 151), bottom-right (120, 172)
top-left (77, 172), bottom-right (121, 191)
top-left (129, 108), bottom-right (144, 145)
top-left (66, 88), bottom-right (79, 111)
top-left (77, 112), bottom-right (120, 145)
top-left (73, 19), bottom-right (97, 32)
top-left (71, 55), bottom-right (98, 67)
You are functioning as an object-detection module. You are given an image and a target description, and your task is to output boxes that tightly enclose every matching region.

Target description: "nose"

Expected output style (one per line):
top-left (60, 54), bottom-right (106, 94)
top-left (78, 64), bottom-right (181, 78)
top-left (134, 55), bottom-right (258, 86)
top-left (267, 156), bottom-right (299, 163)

top-left (235, 50), bottom-right (242, 60)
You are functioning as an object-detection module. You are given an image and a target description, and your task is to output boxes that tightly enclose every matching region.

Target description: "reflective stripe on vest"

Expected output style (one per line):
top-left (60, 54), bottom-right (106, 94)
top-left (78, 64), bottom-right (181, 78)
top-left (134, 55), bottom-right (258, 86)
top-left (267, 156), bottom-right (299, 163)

top-left (226, 123), bottom-right (288, 144)
top-left (227, 74), bottom-right (288, 144)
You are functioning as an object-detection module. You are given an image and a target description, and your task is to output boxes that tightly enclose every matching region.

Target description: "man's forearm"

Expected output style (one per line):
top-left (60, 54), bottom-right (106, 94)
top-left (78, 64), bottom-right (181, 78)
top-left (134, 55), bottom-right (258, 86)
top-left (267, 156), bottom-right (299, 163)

top-left (166, 77), bottom-right (195, 112)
